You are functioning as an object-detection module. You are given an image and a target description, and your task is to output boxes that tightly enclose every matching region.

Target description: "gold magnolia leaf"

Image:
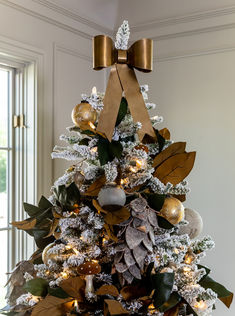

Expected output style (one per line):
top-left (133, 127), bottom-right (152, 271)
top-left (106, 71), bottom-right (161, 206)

top-left (29, 248), bottom-right (42, 263)
top-left (96, 285), bottom-right (119, 297)
top-left (60, 277), bottom-right (85, 301)
top-left (92, 199), bottom-right (108, 214)
top-left (11, 218), bottom-right (37, 230)
top-left (44, 219), bottom-right (60, 238)
top-left (125, 184), bottom-right (143, 193)
top-left (171, 194), bottom-right (186, 202)
top-left (52, 209), bottom-right (64, 219)
top-left (220, 293), bottom-right (234, 308)
top-left (104, 299), bottom-right (129, 316)
top-left (159, 128), bottom-right (170, 140)
top-left (104, 207), bottom-right (130, 225)
top-left (153, 142), bottom-right (186, 169)
top-left (120, 285), bottom-right (148, 301)
top-left (84, 175), bottom-right (106, 196)
top-left (154, 152), bottom-right (196, 185)
top-left (104, 224), bottom-right (118, 242)
top-left (164, 305), bottom-right (180, 316)
top-left (31, 295), bottom-right (72, 316)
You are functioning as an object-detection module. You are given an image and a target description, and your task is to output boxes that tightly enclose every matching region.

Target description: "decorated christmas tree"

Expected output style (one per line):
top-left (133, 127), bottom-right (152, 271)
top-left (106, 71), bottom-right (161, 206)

top-left (1, 21), bottom-right (233, 316)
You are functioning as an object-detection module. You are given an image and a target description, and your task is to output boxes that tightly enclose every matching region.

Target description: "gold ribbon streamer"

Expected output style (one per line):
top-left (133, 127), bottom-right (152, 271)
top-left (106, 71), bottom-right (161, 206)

top-left (93, 35), bottom-right (156, 141)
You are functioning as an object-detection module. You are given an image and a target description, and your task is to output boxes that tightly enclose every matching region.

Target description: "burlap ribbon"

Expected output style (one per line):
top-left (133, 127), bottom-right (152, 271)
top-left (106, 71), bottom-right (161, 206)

top-left (93, 35), bottom-right (156, 141)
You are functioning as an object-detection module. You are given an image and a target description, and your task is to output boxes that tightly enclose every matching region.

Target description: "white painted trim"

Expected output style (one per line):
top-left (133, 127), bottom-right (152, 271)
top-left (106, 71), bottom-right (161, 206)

top-left (154, 45), bottom-right (235, 63)
top-left (32, 0), bottom-right (112, 35)
top-left (2, 0), bottom-right (235, 44)
top-left (0, 34), bottom-right (52, 201)
top-left (0, 0), bottom-right (92, 40)
top-left (55, 44), bottom-right (92, 62)
top-left (131, 5), bottom-right (235, 33)
top-left (150, 22), bottom-right (235, 42)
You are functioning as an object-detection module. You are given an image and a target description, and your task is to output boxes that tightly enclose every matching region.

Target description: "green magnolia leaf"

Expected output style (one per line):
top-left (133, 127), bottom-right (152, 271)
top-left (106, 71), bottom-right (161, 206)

top-left (23, 202), bottom-right (41, 217)
top-left (158, 292), bottom-right (181, 312)
top-left (66, 182), bottom-right (80, 204)
top-left (145, 193), bottom-right (165, 212)
top-left (81, 129), bottom-right (96, 136)
top-left (38, 196), bottom-right (53, 211)
top-left (97, 137), bottom-right (110, 165)
top-left (97, 137), bottom-right (123, 165)
top-left (24, 278), bottom-right (49, 297)
top-left (48, 287), bottom-right (70, 299)
top-left (116, 97), bottom-right (128, 126)
top-left (152, 272), bottom-right (175, 307)
top-left (157, 215), bottom-right (174, 229)
top-left (185, 302), bottom-right (198, 316)
top-left (79, 138), bottom-right (89, 146)
top-left (197, 265), bottom-right (211, 280)
top-left (54, 182), bottom-right (80, 208)
top-left (199, 275), bottom-right (233, 308)
top-left (109, 141), bottom-right (123, 159)
top-left (36, 209), bottom-right (54, 223)
top-left (32, 229), bottom-right (55, 249)
top-left (155, 129), bottom-right (166, 153)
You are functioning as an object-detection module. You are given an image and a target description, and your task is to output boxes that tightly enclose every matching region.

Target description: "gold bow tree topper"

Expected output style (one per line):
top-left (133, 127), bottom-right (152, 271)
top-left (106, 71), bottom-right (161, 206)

top-left (93, 25), bottom-right (156, 141)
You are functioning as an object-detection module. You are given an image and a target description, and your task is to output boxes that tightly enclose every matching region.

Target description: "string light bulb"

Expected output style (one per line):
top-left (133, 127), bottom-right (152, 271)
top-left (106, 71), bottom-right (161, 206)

top-left (74, 300), bottom-right (79, 312)
top-left (91, 86), bottom-right (97, 96)
top-left (88, 121), bottom-right (96, 130)
top-left (185, 252), bottom-right (195, 264)
top-left (129, 157), bottom-right (147, 173)
top-left (90, 146), bottom-right (98, 153)
top-left (61, 271), bottom-right (68, 279)
top-left (194, 300), bottom-right (207, 310)
top-left (121, 178), bottom-right (128, 185)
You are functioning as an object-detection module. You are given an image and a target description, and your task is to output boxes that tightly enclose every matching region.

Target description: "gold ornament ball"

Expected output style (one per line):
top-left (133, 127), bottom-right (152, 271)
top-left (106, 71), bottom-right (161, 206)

top-left (71, 102), bottom-right (97, 130)
top-left (160, 197), bottom-right (184, 225)
top-left (42, 242), bottom-right (58, 264)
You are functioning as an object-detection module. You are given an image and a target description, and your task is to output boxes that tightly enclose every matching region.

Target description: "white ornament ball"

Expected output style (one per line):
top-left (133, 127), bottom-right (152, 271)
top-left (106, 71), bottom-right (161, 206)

top-left (178, 208), bottom-right (203, 239)
top-left (98, 183), bottom-right (126, 211)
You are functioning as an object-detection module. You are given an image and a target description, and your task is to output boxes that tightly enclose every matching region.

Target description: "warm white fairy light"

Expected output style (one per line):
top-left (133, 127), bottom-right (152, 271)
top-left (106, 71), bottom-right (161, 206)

top-left (194, 300), bottom-right (208, 310)
top-left (91, 86), bottom-right (97, 96)
top-left (90, 146), bottom-right (98, 153)
top-left (74, 300), bottom-right (79, 312)
top-left (88, 121), bottom-right (96, 130)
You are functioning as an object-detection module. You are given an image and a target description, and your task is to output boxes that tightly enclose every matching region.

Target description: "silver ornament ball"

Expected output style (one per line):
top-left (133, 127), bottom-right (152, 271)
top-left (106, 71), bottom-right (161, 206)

top-left (98, 183), bottom-right (126, 211)
top-left (178, 208), bottom-right (203, 239)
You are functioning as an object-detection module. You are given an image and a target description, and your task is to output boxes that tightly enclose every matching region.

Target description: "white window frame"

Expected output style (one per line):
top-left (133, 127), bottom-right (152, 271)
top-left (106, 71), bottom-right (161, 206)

top-left (0, 35), bottom-right (52, 271)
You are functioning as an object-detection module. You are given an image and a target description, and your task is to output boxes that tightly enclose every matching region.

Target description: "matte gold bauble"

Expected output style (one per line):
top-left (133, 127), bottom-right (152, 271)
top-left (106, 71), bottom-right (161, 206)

top-left (160, 197), bottom-right (184, 225)
top-left (42, 242), bottom-right (58, 264)
top-left (71, 102), bottom-right (97, 130)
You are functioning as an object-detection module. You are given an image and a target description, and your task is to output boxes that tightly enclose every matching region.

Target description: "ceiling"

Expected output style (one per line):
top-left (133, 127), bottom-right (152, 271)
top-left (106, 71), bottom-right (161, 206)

top-left (45, 0), bottom-right (235, 31)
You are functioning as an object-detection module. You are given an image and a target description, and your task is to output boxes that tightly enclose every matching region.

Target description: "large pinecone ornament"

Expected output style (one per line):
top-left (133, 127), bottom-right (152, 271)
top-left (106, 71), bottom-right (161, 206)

top-left (114, 197), bottom-right (158, 285)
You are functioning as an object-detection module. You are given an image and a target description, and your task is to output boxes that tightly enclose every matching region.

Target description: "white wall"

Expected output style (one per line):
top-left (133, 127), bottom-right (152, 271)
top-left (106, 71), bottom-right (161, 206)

top-left (137, 27), bottom-right (235, 316)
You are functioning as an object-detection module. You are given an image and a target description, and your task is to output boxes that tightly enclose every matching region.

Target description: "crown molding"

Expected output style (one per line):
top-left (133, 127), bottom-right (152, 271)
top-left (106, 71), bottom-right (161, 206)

top-left (154, 45), bottom-right (235, 63)
top-left (2, 0), bottom-right (235, 45)
top-left (32, 0), bottom-right (112, 35)
top-left (54, 43), bottom-right (92, 62)
top-left (150, 22), bottom-right (235, 42)
top-left (0, 0), bottom-right (93, 40)
top-left (131, 5), bottom-right (235, 33)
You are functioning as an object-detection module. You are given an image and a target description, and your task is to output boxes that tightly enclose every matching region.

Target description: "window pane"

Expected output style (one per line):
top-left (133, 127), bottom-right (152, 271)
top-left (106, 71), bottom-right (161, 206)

top-left (0, 230), bottom-right (8, 306)
top-left (0, 151), bottom-right (7, 228)
top-left (0, 69), bottom-right (8, 147)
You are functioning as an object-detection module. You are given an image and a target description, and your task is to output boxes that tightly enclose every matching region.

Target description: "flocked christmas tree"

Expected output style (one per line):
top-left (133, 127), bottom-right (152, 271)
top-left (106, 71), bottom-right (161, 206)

top-left (1, 21), bottom-right (233, 316)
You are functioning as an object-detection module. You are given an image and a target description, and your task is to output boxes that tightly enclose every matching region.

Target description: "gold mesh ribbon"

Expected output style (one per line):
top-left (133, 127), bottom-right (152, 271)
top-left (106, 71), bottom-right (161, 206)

top-left (93, 35), bottom-right (156, 141)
